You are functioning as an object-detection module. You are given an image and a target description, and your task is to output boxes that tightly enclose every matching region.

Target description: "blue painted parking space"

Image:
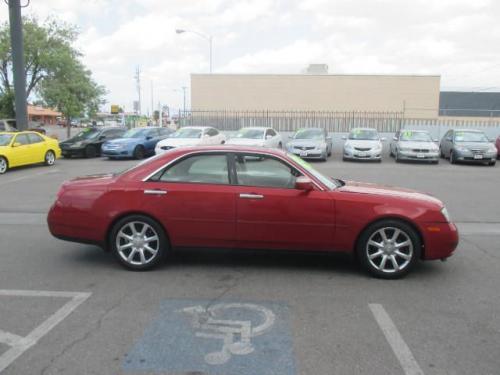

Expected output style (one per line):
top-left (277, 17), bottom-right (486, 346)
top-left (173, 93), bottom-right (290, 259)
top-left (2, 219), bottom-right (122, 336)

top-left (123, 299), bottom-right (296, 375)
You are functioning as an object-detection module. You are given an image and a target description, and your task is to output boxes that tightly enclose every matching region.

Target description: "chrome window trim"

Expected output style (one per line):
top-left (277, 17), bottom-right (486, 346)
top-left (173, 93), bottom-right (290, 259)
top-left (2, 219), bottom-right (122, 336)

top-left (140, 149), bottom-right (326, 191)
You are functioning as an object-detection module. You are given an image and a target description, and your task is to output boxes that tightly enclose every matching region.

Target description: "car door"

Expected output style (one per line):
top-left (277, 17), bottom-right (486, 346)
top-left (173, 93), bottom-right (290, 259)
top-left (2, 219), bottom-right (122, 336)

top-left (231, 152), bottom-right (335, 251)
top-left (140, 152), bottom-right (237, 248)
top-left (143, 129), bottom-right (159, 153)
top-left (9, 134), bottom-right (31, 166)
top-left (27, 133), bottom-right (47, 162)
top-left (441, 130), bottom-right (452, 156)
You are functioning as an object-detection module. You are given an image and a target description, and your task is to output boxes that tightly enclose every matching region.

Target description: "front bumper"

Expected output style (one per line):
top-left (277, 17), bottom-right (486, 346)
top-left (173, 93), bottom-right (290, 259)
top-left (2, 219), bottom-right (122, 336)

top-left (288, 148), bottom-right (326, 159)
top-left (398, 151), bottom-right (439, 161)
top-left (455, 150), bottom-right (496, 163)
top-left (419, 222), bottom-right (459, 260)
top-left (102, 148), bottom-right (132, 158)
top-left (60, 146), bottom-right (86, 157)
top-left (343, 149), bottom-right (381, 160)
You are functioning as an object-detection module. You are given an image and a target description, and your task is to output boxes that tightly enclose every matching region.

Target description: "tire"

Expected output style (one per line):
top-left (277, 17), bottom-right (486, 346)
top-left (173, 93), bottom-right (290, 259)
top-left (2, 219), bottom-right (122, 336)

top-left (0, 156), bottom-right (8, 174)
top-left (278, 142), bottom-right (282, 149)
top-left (357, 220), bottom-right (421, 279)
top-left (133, 145), bottom-right (145, 160)
top-left (221, 140), bottom-right (225, 144)
top-left (85, 145), bottom-right (97, 158)
top-left (44, 150), bottom-right (56, 166)
top-left (395, 151), bottom-right (400, 163)
top-left (449, 150), bottom-right (456, 164)
top-left (110, 215), bottom-right (168, 271)
top-left (489, 161), bottom-right (496, 166)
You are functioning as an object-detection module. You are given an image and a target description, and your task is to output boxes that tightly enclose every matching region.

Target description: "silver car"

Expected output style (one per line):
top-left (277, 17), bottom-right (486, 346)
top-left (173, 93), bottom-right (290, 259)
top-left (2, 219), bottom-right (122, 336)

top-left (390, 130), bottom-right (439, 163)
top-left (440, 129), bottom-right (497, 166)
top-left (286, 128), bottom-right (332, 161)
top-left (342, 128), bottom-right (384, 161)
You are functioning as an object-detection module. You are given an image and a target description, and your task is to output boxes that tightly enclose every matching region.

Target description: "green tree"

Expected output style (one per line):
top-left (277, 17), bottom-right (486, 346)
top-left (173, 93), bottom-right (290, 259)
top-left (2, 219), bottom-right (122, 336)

top-left (39, 56), bottom-right (105, 137)
top-left (0, 17), bottom-right (104, 123)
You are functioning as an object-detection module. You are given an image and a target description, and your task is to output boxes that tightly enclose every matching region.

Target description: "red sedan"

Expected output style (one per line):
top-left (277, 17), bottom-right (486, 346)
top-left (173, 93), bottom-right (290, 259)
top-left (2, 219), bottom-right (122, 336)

top-left (47, 146), bottom-right (458, 278)
top-left (496, 136), bottom-right (500, 159)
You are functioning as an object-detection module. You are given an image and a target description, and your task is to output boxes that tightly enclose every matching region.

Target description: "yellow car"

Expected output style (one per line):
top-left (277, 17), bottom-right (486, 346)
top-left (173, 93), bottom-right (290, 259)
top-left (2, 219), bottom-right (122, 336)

top-left (0, 131), bottom-right (61, 174)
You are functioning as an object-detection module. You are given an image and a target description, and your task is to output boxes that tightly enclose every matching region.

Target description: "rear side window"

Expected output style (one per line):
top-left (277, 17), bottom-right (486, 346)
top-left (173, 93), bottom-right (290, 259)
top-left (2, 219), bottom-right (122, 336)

top-left (28, 133), bottom-right (44, 144)
top-left (157, 154), bottom-right (229, 185)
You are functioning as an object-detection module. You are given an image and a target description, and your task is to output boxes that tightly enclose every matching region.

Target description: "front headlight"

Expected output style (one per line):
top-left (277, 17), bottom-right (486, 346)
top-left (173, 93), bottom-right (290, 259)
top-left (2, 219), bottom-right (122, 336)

top-left (489, 145), bottom-right (498, 153)
top-left (441, 207), bottom-right (451, 223)
top-left (71, 142), bottom-right (82, 148)
top-left (455, 145), bottom-right (468, 152)
top-left (400, 147), bottom-right (411, 152)
top-left (344, 143), bottom-right (353, 150)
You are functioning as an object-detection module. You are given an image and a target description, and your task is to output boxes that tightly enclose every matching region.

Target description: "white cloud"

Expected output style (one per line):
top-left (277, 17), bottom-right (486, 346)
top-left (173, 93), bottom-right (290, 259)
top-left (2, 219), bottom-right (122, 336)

top-left (1, 0), bottom-right (500, 111)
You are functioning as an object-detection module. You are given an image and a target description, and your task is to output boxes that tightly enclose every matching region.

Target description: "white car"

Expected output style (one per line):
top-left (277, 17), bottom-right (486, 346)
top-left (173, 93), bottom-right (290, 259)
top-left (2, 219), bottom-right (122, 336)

top-left (390, 129), bottom-right (439, 163)
top-left (342, 128), bottom-right (385, 161)
top-left (226, 127), bottom-right (282, 148)
top-left (155, 126), bottom-right (226, 155)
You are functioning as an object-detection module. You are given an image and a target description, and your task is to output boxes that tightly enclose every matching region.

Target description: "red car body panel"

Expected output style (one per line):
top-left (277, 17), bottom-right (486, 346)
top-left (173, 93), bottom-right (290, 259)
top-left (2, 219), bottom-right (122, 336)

top-left (496, 136), bottom-right (500, 158)
top-left (47, 146), bottom-right (459, 261)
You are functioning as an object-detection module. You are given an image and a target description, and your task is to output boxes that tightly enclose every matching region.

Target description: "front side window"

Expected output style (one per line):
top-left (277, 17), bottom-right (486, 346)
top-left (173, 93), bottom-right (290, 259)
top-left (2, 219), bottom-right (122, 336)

top-left (234, 154), bottom-right (300, 188)
top-left (0, 134), bottom-right (13, 146)
top-left (157, 154), bottom-right (229, 184)
top-left (171, 128), bottom-right (202, 139)
top-left (14, 134), bottom-right (30, 145)
top-left (206, 128), bottom-right (219, 136)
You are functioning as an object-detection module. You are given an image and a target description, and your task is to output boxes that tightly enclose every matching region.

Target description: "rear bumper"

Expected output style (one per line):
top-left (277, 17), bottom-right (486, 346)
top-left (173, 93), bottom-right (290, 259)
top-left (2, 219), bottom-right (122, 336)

top-left (419, 222), bottom-right (459, 260)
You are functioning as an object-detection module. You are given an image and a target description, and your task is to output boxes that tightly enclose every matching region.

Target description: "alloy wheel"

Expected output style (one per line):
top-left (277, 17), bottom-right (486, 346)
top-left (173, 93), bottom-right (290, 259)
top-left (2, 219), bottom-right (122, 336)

top-left (45, 151), bottom-right (55, 165)
top-left (365, 227), bottom-right (414, 274)
top-left (116, 221), bottom-right (160, 266)
top-left (0, 157), bottom-right (7, 174)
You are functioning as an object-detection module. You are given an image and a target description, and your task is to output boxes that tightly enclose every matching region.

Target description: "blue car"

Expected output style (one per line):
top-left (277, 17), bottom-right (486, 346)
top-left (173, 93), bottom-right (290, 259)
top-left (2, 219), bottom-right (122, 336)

top-left (102, 127), bottom-right (174, 159)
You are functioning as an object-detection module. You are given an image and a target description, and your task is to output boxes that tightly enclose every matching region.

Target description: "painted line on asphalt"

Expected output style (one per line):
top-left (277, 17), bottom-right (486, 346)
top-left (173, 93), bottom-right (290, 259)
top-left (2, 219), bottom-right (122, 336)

top-left (0, 169), bottom-right (60, 186)
top-left (0, 289), bottom-right (91, 374)
top-left (369, 303), bottom-right (424, 375)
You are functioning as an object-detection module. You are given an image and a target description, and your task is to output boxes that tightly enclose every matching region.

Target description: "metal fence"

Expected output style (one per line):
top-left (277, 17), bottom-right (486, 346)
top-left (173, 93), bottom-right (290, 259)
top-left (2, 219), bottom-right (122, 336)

top-left (179, 110), bottom-right (500, 133)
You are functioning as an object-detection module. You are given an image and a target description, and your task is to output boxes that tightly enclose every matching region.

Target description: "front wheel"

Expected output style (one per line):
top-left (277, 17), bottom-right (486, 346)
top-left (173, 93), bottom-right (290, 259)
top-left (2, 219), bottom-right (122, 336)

top-left (44, 150), bottom-right (56, 166)
top-left (0, 157), bottom-right (8, 174)
top-left (110, 215), bottom-right (168, 271)
top-left (357, 220), bottom-right (421, 279)
top-left (133, 145), bottom-right (145, 159)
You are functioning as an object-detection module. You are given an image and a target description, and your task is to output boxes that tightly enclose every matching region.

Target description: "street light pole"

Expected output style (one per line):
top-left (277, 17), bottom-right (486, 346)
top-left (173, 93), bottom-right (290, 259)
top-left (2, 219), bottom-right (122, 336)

top-left (7, 0), bottom-right (28, 130)
top-left (176, 29), bottom-right (213, 73)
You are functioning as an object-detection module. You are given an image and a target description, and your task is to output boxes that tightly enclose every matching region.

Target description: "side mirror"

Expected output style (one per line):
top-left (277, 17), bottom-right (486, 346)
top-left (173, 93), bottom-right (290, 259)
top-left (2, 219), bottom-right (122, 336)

top-left (12, 142), bottom-right (21, 147)
top-left (341, 135), bottom-right (347, 140)
top-left (99, 135), bottom-right (106, 140)
top-left (392, 136), bottom-right (398, 141)
top-left (381, 137), bottom-right (387, 141)
top-left (433, 139), bottom-right (439, 142)
top-left (295, 176), bottom-right (314, 191)
top-left (146, 136), bottom-right (152, 140)
top-left (266, 134), bottom-right (273, 140)
top-left (326, 136), bottom-right (332, 141)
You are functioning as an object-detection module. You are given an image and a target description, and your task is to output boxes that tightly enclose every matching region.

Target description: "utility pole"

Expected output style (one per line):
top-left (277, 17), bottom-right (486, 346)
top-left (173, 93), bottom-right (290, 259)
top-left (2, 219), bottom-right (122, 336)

top-left (7, 0), bottom-right (28, 130)
top-left (134, 66), bottom-right (141, 115)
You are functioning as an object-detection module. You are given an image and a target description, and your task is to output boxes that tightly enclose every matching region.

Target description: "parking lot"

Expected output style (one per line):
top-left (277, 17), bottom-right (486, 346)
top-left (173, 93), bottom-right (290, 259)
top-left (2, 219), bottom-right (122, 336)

top-left (0, 143), bottom-right (499, 375)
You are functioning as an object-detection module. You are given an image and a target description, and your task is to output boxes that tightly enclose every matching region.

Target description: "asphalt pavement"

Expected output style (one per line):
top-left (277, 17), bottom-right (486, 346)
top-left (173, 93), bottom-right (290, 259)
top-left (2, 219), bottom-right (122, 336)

top-left (0, 139), bottom-right (499, 375)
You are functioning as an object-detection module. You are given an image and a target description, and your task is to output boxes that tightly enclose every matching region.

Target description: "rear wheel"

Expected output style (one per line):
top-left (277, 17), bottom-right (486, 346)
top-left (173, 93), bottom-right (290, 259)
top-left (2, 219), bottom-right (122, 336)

top-left (489, 160), bottom-right (496, 166)
top-left (44, 150), bottom-right (56, 166)
top-left (110, 215), bottom-right (168, 271)
top-left (395, 151), bottom-right (401, 163)
top-left (278, 142), bottom-right (282, 149)
top-left (357, 220), bottom-right (421, 279)
top-left (85, 145), bottom-right (97, 158)
top-left (133, 145), bottom-right (145, 159)
top-left (0, 157), bottom-right (8, 174)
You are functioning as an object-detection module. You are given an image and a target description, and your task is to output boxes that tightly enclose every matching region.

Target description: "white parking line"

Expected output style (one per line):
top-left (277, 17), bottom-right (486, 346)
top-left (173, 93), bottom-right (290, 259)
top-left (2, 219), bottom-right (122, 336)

top-left (0, 289), bottom-right (91, 373)
top-left (369, 303), bottom-right (424, 375)
top-left (0, 169), bottom-right (60, 187)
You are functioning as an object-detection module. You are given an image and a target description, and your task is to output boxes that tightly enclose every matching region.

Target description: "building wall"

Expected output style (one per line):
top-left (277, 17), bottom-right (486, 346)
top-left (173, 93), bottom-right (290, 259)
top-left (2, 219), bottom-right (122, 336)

top-left (191, 74), bottom-right (440, 118)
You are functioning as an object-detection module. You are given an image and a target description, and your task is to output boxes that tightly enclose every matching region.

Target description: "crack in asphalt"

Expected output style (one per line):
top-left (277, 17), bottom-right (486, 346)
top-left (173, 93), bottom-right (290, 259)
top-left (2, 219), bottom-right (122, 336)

top-left (204, 271), bottom-right (246, 311)
top-left (39, 293), bottom-right (128, 375)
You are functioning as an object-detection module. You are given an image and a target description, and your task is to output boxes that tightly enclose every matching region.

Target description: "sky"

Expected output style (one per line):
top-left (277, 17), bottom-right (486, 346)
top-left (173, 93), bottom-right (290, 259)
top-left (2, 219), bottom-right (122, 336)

top-left (1, 0), bottom-right (500, 115)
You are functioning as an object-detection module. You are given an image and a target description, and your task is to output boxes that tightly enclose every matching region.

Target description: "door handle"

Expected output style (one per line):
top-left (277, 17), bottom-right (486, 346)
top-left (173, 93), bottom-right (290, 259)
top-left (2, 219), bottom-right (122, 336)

top-left (144, 189), bottom-right (167, 195)
top-left (239, 193), bottom-right (264, 199)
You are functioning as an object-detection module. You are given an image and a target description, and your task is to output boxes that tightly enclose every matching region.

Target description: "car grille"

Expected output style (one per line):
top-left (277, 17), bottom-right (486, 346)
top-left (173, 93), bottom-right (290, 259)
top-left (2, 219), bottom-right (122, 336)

top-left (412, 149), bottom-right (429, 153)
top-left (294, 146), bottom-right (315, 150)
top-left (354, 147), bottom-right (371, 151)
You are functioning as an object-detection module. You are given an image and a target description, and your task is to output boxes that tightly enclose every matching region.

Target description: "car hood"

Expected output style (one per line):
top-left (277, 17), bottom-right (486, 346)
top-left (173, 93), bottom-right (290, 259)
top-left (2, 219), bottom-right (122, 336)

top-left (338, 180), bottom-right (442, 206)
top-left (455, 142), bottom-right (492, 150)
top-left (287, 139), bottom-right (324, 147)
top-left (157, 138), bottom-right (202, 147)
top-left (398, 141), bottom-right (438, 150)
top-left (105, 138), bottom-right (140, 146)
top-left (227, 138), bottom-right (265, 146)
top-left (344, 140), bottom-right (381, 148)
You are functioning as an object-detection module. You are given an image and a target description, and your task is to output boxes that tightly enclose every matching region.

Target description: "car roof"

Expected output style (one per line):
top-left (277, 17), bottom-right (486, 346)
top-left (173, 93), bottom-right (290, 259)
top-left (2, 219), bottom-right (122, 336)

top-left (165, 145), bottom-right (288, 157)
top-left (350, 127), bottom-right (378, 131)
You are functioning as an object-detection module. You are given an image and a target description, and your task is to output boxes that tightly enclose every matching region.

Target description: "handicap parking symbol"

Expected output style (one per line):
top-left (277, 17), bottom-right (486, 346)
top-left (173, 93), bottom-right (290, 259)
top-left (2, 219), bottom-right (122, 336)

top-left (123, 299), bottom-right (296, 375)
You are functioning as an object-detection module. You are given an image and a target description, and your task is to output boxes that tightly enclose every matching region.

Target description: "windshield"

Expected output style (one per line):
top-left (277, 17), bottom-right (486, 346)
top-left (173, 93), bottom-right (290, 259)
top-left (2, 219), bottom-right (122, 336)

top-left (71, 128), bottom-right (100, 141)
top-left (234, 129), bottom-right (264, 139)
top-left (348, 129), bottom-right (379, 140)
top-left (171, 128), bottom-right (202, 139)
top-left (293, 129), bottom-right (324, 140)
top-left (0, 134), bottom-right (13, 146)
top-left (288, 153), bottom-right (338, 190)
top-left (123, 128), bottom-right (150, 138)
top-left (454, 131), bottom-right (489, 143)
top-left (399, 131), bottom-right (432, 142)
